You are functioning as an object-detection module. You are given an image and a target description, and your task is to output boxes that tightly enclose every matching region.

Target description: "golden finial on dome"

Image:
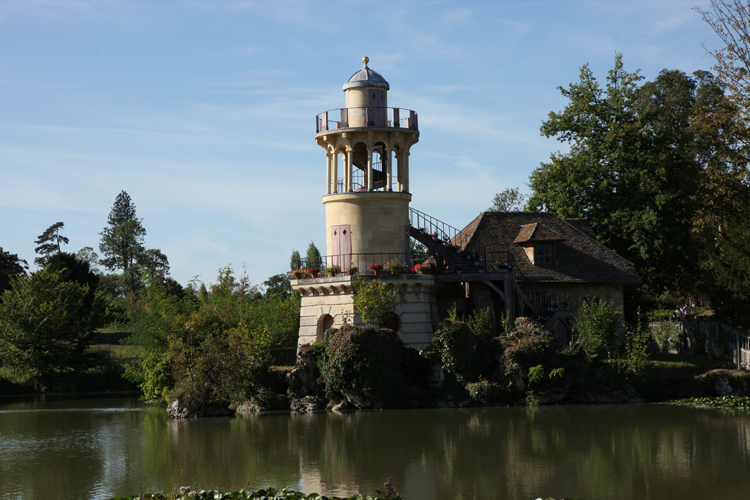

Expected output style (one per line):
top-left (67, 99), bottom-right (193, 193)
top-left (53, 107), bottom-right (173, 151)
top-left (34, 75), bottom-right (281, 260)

top-left (362, 55), bottom-right (369, 66)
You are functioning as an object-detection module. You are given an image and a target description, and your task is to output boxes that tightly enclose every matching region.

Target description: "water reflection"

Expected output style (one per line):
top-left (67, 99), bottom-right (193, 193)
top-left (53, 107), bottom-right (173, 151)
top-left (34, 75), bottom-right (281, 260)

top-left (1, 398), bottom-right (749, 500)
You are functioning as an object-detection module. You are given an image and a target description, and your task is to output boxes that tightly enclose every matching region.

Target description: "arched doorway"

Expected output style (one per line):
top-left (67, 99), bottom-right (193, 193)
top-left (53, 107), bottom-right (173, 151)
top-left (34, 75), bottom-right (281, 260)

top-left (316, 314), bottom-right (334, 342)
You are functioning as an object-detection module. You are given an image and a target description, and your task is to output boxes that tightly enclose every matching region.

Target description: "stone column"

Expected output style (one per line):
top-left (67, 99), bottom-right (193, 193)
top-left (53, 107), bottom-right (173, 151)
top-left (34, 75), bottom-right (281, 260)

top-left (325, 152), bottom-right (332, 195)
top-left (404, 151), bottom-right (410, 193)
top-left (397, 150), bottom-right (404, 192)
top-left (346, 148), bottom-right (353, 192)
top-left (385, 146), bottom-right (393, 192)
top-left (332, 150), bottom-right (339, 194)
top-left (367, 147), bottom-right (373, 192)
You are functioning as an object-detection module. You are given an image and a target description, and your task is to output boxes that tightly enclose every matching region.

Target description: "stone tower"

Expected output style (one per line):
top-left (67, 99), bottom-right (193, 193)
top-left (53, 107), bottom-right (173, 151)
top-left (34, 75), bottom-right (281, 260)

top-left (292, 57), bottom-right (438, 349)
top-left (316, 56), bottom-right (420, 270)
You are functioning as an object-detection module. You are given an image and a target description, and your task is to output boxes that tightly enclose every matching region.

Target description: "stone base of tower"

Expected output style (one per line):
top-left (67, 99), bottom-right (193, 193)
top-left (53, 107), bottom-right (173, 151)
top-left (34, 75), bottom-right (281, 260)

top-left (292, 274), bottom-right (438, 349)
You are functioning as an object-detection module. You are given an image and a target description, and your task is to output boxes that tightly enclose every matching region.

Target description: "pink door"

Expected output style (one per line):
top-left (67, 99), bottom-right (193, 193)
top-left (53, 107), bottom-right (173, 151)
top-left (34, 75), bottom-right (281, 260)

top-left (331, 225), bottom-right (352, 268)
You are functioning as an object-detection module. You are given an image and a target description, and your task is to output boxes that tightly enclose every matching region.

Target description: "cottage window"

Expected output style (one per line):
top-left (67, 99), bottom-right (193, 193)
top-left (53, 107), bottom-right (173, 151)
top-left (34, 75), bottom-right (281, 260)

top-left (536, 243), bottom-right (553, 264)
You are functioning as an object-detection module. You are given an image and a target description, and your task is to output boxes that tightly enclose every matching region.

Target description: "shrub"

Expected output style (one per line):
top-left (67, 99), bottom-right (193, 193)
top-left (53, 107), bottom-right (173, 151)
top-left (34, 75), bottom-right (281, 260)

top-left (467, 307), bottom-right (493, 340)
top-left (651, 321), bottom-right (682, 353)
top-left (352, 277), bottom-right (396, 328)
top-left (431, 320), bottom-right (481, 383)
top-left (572, 299), bottom-right (622, 361)
top-left (320, 325), bottom-right (421, 405)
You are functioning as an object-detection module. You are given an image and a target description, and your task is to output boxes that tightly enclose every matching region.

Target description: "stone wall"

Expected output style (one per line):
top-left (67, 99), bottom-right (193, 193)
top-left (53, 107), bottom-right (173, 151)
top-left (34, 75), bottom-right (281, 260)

top-left (292, 274), bottom-right (438, 349)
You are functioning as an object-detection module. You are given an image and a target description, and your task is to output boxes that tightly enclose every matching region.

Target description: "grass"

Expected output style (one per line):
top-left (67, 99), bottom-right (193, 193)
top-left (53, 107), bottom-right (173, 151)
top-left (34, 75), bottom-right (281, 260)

top-left (669, 395), bottom-right (750, 410)
top-left (0, 328), bottom-right (142, 396)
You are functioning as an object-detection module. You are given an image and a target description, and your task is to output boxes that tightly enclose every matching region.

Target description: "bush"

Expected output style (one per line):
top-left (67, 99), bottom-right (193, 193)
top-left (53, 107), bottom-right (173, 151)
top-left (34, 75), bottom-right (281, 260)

top-left (352, 277), bottom-right (397, 327)
top-left (467, 307), bottom-right (492, 340)
top-left (651, 321), bottom-right (682, 353)
top-left (430, 320), bottom-right (481, 383)
top-left (572, 299), bottom-right (622, 361)
top-left (320, 325), bottom-right (427, 405)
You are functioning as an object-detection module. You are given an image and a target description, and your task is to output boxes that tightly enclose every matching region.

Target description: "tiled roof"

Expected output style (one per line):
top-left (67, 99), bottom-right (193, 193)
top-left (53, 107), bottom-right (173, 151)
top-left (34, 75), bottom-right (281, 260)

top-left (461, 212), bottom-right (642, 284)
top-left (513, 222), bottom-right (565, 244)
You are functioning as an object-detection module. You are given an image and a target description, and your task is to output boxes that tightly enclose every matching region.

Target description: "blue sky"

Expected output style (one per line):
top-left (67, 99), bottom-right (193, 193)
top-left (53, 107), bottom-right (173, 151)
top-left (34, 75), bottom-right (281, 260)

top-left (0, 0), bottom-right (722, 289)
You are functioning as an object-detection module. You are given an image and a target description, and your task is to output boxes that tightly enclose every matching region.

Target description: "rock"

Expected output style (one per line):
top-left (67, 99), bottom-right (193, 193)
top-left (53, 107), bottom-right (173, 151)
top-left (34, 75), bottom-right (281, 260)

top-left (290, 396), bottom-right (326, 413)
top-left (287, 344), bottom-right (321, 398)
top-left (714, 376), bottom-right (735, 396)
top-left (167, 399), bottom-right (235, 419)
top-left (427, 363), bottom-right (445, 388)
top-left (331, 400), bottom-right (349, 412)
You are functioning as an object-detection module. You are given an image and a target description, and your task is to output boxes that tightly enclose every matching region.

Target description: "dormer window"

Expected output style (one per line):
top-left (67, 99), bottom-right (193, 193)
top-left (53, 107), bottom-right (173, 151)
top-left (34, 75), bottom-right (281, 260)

top-left (536, 243), bottom-right (553, 264)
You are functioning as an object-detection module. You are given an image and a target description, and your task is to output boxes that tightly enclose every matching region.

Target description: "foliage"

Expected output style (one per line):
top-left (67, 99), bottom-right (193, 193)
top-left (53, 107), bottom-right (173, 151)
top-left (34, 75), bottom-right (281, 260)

top-left (466, 307), bottom-right (492, 340)
top-left (33, 221), bottom-right (69, 266)
top-left (104, 486), bottom-right (403, 500)
top-left (387, 259), bottom-right (405, 274)
top-left (125, 266), bottom-right (299, 405)
top-left (320, 325), bottom-right (427, 404)
top-left (289, 249), bottom-right (302, 271)
top-left (650, 321), bottom-right (683, 353)
top-left (305, 241), bottom-right (321, 268)
top-left (99, 191), bottom-right (146, 273)
top-left (465, 380), bottom-right (509, 405)
top-left (352, 278), bottom-right (396, 328)
top-left (0, 268), bottom-right (100, 383)
top-left (263, 273), bottom-right (292, 299)
top-left (572, 299), bottom-right (622, 361)
top-left (528, 55), bottom-right (720, 295)
top-left (0, 247), bottom-right (28, 294)
top-left (489, 187), bottom-right (527, 212)
top-left (410, 237), bottom-right (430, 263)
top-left (430, 320), bottom-right (482, 383)
top-left (137, 248), bottom-right (170, 277)
top-left (623, 314), bottom-right (650, 375)
top-left (669, 395), bottom-right (750, 410)
top-left (76, 246), bottom-right (102, 274)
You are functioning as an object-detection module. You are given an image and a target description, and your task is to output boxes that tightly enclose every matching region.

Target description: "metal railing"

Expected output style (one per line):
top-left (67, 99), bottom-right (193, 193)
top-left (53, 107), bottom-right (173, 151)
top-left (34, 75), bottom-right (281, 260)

top-left (316, 107), bottom-right (419, 133)
top-left (291, 252), bottom-right (426, 277)
top-left (409, 207), bottom-right (487, 270)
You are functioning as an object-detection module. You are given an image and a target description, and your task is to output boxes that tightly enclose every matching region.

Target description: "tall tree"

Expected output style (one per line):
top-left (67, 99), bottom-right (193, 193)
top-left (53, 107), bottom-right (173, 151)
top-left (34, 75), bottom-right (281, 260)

top-left (306, 241), bottom-right (321, 268)
top-left (0, 248), bottom-right (28, 294)
top-left (290, 249), bottom-right (302, 271)
top-left (138, 248), bottom-right (170, 277)
top-left (99, 191), bottom-right (146, 272)
top-left (34, 222), bottom-right (69, 266)
top-left (527, 55), bottom-right (705, 294)
top-left (489, 187), bottom-right (527, 212)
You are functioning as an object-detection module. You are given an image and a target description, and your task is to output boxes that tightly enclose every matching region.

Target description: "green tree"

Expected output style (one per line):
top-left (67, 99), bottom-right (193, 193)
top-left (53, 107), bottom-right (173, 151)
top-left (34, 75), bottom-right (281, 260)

top-left (0, 248), bottom-right (28, 294)
top-left (34, 222), bottom-right (69, 266)
top-left (137, 248), bottom-right (170, 277)
top-left (290, 249), bottom-right (302, 271)
top-left (263, 273), bottom-right (292, 299)
top-left (99, 191), bottom-right (146, 273)
top-left (528, 55), bottom-right (707, 295)
top-left (75, 247), bottom-right (102, 274)
top-left (0, 269), bottom-right (99, 382)
top-left (572, 299), bottom-right (623, 362)
top-left (489, 187), bottom-right (527, 212)
top-left (306, 241), bottom-right (321, 268)
top-left (352, 278), bottom-right (397, 327)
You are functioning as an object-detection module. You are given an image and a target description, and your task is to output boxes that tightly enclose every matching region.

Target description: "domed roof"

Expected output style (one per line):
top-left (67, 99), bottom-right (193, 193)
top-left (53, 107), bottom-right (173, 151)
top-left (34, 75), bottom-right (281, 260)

top-left (343, 56), bottom-right (390, 91)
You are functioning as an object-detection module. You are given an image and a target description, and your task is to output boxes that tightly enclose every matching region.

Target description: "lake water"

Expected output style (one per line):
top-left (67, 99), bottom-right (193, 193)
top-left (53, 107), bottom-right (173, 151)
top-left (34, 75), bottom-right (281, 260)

top-left (1, 396), bottom-right (749, 500)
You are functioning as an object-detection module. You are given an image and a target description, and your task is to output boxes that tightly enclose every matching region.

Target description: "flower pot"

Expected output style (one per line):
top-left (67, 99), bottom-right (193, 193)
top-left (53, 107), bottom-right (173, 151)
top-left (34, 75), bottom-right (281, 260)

top-left (466, 255), bottom-right (471, 260)
top-left (373, 269), bottom-right (381, 275)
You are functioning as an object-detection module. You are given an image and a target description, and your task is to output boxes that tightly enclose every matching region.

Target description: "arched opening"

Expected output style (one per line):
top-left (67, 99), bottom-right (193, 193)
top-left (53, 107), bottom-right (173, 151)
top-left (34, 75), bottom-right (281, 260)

top-left (382, 312), bottom-right (401, 332)
top-left (350, 142), bottom-right (388, 192)
top-left (316, 314), bottom-right (335, 342)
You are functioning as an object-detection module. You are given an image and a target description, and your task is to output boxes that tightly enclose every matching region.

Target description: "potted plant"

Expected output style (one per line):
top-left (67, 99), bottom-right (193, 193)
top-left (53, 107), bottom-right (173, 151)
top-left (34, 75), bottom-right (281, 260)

top-left (388, 259), bottom-right (405, 275)
top-left (455, 264), bottom-right (463, 274)
top-left (477, 261), bottom-right (485, 273)
top-left (346, 265), bottom-right (358, 276)
top-left (309, 267), bottom-right (320, 278)
top-left (370, 263), bottom-right (383, 275)
top-left (324, 265), bottom-right (341, 277)
top-left (414, 262), bottom-right (436, 274)
top-left (498, 263), bottom-right (511, 273)
top-left (291, 269), bottom-right (305, 279)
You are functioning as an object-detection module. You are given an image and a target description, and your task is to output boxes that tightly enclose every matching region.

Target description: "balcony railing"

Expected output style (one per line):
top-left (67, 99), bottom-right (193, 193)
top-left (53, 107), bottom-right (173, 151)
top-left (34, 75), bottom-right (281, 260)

top-left (316, 107), bottom-right (418, 133)
top-left (292, 252), bottom-right (421, 277)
